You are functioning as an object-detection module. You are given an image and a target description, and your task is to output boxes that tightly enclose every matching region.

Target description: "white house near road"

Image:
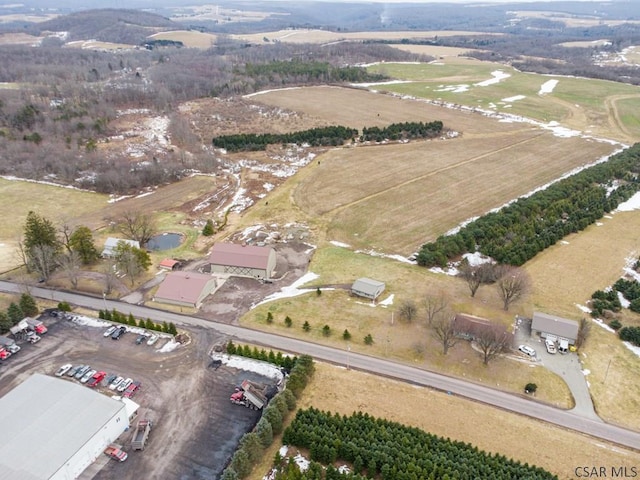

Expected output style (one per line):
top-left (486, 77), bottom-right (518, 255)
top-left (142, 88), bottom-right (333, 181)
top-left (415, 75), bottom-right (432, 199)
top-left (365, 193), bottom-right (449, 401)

top-left (0, 373), bottom-right (129, 480)
top-left (102, 237), bottom-right (140, 258)
top-left (351, 278), bottom-right (386, 300)
top-left (531, 311), bottom-right (579, 345)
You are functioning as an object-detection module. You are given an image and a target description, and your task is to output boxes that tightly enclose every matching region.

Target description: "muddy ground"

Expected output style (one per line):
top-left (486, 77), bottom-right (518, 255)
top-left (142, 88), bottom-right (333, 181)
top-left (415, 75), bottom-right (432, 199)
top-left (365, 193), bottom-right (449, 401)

top-left (0, 315), bottom-right (275, 480)
top-left (198, 240), bottom-right (313, 324)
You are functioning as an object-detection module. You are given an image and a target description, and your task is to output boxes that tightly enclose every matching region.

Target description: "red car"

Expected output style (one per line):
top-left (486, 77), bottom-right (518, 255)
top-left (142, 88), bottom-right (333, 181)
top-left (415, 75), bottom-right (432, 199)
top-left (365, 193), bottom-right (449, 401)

top-left (87, 371), bottom-right (107, 388)
top-left (0, 349), bottom-right (10, 360)
top-left (123, 381), bottom-right (141, 398)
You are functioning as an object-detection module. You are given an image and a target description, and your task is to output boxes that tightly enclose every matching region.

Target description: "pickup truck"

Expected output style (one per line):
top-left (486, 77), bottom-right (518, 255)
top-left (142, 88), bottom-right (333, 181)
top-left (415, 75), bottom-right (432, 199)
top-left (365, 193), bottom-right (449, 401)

top-left (104, 444), bottom-right (128, 462)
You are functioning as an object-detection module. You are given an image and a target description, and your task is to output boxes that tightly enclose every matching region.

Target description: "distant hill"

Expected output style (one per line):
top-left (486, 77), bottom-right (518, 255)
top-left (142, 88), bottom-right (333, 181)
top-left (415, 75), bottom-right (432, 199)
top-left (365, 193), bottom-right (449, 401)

top-left (28, 9), bottom-right (179, 45)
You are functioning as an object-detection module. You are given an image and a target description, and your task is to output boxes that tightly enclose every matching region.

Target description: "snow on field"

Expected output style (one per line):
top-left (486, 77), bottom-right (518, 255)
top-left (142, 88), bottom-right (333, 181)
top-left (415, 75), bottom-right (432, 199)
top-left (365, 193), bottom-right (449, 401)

top-left (575, 303), bottom-right (591, 314)
top-left (474, 70), bottom-right (510, 87)
top-left (539, 79), bottom-right (559, 95)
top-left (330, 240), bottom-right (351, 248)
top-left (71, 315), bottom-right (111, 328)
top-left (252, 272), bottom-right (320, 307)
top-left (618, 291), bottom-right (631, 308)
top-left (350, 80), bottom-right (413, 88)
top-left (592, 317), bottom-right (616, 334)
top-left (502, 95), bottom-right (525, 102)
top-left (462, 251), bottom-right (493, 266)
top-left (379, 293), bottom-right (394, 307)
top-left (435, 84), bottom-right (470, 93)
top-left (615, 191), bottom-right (640, 212)
top-left (622, 255), bottom-right (640, 282)
top-left (0, 175), bottom-right (95, 192)
top-left (211, 353), bottom-right (284, 381)
top-left (623, 342), bottom-right (640, 357)
top-left (355, 248), bottom-right (414, 264)
top-left (243, 87), bottom-right (302, 98)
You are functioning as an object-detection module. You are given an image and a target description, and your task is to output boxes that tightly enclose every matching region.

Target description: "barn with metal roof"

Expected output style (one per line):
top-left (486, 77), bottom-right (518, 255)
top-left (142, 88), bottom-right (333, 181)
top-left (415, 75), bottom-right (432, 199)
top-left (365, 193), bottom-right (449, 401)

top-left (0, 374), bottom-right (129, 480)
top-left (208, 243), bottom-right (277, 280)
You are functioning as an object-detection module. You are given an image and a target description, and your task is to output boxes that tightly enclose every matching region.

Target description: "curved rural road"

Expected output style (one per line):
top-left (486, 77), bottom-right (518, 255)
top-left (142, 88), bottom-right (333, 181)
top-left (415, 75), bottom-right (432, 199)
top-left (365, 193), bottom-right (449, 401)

top-left (2, 281), bottom-right (639, 451)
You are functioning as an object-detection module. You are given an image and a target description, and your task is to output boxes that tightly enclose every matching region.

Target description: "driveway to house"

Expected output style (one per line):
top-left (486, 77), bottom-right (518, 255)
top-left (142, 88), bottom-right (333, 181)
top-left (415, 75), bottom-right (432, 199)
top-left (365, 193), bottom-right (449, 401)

top-left (514, 316), bottom-right (600, 421)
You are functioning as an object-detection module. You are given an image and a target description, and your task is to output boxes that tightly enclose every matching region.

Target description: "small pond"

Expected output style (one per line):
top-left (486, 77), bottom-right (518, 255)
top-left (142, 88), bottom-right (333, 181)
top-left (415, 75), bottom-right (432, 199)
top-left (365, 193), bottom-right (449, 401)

top-left (146, 233), bottom-right (183, 251)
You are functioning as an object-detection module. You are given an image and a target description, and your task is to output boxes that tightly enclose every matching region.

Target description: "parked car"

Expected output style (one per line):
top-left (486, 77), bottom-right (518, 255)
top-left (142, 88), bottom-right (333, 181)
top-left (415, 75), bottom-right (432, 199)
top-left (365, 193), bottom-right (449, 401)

top-left (104, 373), bottom-right (118, 386)
top-left (123, 381), bottom-right (141, 398)
top-left (0, 349), bottom-right (11, 360)
top-left (117, 378), bottom-right (133, 393)
top-left (111, 326), bottom-right (127, 340)
top-left (55, 364), bottom-right (73, 377)
top-left (28, 335), bottom-right (41, 344)
top-left (518, 345), bottom-right (537, 357)
top-left (135, 334), bottom-right (147, 345)
top-left (74, 365), bottom-right (91, 380)
top-left (109, 376), bottom-right (124, 391)
top-left (68, 365), bottom-right (84, 377)
top-left (146, 334), bottom-right (159, 346)
top-left (545, 338), bottom-right (557, 354)
top-left (88, 371), bottom-right (107, 388)
top-left (7, 344), bottom-right (20, 354)
top-left (103, 326), bottom-right (117, 338)
top-left (81, 369), bottom-right (97, 383)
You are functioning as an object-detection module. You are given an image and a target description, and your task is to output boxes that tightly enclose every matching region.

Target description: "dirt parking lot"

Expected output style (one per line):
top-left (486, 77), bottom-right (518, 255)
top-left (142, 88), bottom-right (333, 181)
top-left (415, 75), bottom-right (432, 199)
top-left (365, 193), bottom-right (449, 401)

top-left (0, 314), bottom-right (276, 480)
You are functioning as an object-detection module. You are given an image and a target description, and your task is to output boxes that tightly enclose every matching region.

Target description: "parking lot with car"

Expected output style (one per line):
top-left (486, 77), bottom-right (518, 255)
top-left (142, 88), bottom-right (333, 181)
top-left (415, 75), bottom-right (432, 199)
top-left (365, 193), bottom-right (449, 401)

top-left (0, 312), bottom-right (273, 479)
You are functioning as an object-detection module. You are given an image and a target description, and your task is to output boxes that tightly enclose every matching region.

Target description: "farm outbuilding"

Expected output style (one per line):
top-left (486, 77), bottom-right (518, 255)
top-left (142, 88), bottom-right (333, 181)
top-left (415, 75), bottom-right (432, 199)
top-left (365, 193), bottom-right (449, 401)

top-left (208, 243), bottom-right (276, 280)
top-left (0, 373), bottom-right (129, 480)
top-left (159, 258), bottom-right (180, 270)
top-left (351, 278), bottom-right (386, 300)
top-left (153, 271), bottom-right (219, 309)
top-left (531, 312), bottom-right (579, 345)
top-left (101, 237), bottom-right (140, 258)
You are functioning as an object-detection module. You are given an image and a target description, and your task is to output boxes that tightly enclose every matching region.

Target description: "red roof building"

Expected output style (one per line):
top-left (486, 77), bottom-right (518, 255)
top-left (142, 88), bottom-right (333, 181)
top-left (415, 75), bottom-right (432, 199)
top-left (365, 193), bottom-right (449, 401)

top-left (208, 243), bottom-right (276, 280)
top-left (159, 258), bottom-right (179, 270)
top-left (153, 271), bottom-right (218, 309)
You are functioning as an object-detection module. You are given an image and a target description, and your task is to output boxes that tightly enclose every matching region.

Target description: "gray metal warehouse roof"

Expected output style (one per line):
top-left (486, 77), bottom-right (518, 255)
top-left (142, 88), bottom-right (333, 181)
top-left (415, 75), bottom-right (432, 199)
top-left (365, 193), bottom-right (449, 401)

top-left (0, 373), bottom-right (125, 480)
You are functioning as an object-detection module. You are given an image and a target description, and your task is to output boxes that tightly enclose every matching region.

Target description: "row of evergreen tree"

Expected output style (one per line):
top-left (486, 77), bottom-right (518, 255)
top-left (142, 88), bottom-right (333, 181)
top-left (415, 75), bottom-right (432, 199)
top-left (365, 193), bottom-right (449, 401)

top-left (97, 308), bottom-right (177, 335)
top-left (226, 340), bottom-right (297, 371)
top-left (212, 126), bottom-right (359, 152)
top-left (241, 60), bottom-right (387, 85)
top-left (221, 355), bottom-right (315, 480)
top-left (361, 121), bottom-right (443, 142)
top-left (418, 143), bottom-right (640, 267)
top-left (281, 408), bottom-right (557, 480)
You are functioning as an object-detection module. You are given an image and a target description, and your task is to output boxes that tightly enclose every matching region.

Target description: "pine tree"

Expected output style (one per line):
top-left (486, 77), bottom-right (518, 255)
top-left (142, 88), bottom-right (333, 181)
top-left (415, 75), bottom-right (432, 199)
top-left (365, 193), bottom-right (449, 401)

top-left (19, 293), bottom-right (38, 317)
top-left (202, 219), bottom-right (214, 236)
top-left (7, 303), bottom-right (23, 324)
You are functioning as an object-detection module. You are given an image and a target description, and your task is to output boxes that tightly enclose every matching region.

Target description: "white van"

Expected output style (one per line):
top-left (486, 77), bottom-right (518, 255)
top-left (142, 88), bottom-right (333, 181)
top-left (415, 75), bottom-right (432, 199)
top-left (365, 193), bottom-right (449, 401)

top-left (558, 339), bottom-right (569, 354)
top-left (545, 338), bottom-right (557, 354)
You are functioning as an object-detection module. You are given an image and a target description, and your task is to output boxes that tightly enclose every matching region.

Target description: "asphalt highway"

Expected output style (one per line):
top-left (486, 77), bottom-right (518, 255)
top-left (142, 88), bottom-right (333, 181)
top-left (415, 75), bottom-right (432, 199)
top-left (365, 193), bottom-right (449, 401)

top-left (2, 280), bottom-right (638, 451)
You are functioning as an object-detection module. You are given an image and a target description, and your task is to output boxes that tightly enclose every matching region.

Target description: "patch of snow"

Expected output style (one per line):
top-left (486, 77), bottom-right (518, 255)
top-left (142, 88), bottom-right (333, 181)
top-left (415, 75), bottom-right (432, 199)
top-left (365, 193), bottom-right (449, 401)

top-left (596, 222), bottom-right (603, 226)
top-left (279, 446), bottom-right (289, 457)
top-left (502, 95), bottom-right (525, 102)
top-left (263, 182), bottom-right (274, 192)
top-left (539, 79), bottom-right (559, 95)
top-left (474, 70), bottom-right (510, 87)
top-left (435, 84), bottom-right (470, 93)
top-left (243, 87), bottom-right (302, 98)
top-left (618, 291), bottom-right (631, 309)
top-left (330, 240), bottom-right (351, 248)
top-left (351, 80), bottom-right (413, 88)
top-left (135, 191), bottom-right (154, 199)
top-left (582, 369), bottom-right (591, 376)
top-left (108, 194), bottom-right (132, 203)
top-left (462, 252), bottom-right (494, 266)
top-left (338, 465), bottom-right (351, 474)
top-left (623, 341), bottom-right (640, 358)
top-left (355, 301), bottom-right (377, 307)
top-left (253, 272), bottom-right (320, 307)
top-left (622, 255), bottom-right (640, 283)
top-left (294, 453), bottom-right (310, 471)
top-left (560, 240), bottom-right (570, 245)
top-left (575, 304), bottom-right (591, 314)
top-left (354, 248), bottom-right (414, 264)
top-left (379, 294), bottom-right (394, 306)
top-left (211, 353), bottom-right (284, 381)
top-left (615, 191), bottom-right (640, 212)
top-left (157, 339), bottom-right (180, 353)
top-left (592, 317), bottom-right (616, 333)
top-left (0, 175), bottom-right (95, 193)
top-left (71, 315), bottom-right (111, 328)
top-left (239, 224), bottom-right (264, 241)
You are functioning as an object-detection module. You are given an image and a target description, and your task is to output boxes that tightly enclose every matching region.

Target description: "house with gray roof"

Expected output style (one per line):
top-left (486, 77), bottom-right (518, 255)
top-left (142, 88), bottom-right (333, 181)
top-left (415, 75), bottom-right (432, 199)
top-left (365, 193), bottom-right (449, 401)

top-left (351, 278), bottom-right (386, 300)
top-left (101, 237), bottom-right (140, 258)
top-left (531, 311), bottom-right (579, 345)
top-left (153, 271), bottom-right (219, 309)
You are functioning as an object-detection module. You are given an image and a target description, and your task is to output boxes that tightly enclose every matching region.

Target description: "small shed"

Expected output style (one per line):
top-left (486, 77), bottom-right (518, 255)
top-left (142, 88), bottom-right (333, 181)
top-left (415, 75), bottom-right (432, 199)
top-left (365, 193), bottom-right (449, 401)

top-left (153, 271), bottom-right (218, 309)
top-left (159, 258), bottom-right (180, 271)
top-left (531, 312), bottom-right (579, 345)
top-left (102, 237), bottom-right (140, 258)
top-left (351, 278), bottom-right (386, 300)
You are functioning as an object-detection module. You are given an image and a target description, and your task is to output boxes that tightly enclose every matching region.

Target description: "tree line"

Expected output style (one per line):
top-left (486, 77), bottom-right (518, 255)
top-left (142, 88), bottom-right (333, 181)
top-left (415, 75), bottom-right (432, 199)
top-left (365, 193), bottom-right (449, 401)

top-left (212, 125), bottom-right (358, 152)
top-left (280, 408), bottom-right (556, 479)
top-left (418, 144), bottom-right (640, 268)
top-left (361, 121), bottom-right (443, 142)
top-left (0, 293), bottom-right (39, 334)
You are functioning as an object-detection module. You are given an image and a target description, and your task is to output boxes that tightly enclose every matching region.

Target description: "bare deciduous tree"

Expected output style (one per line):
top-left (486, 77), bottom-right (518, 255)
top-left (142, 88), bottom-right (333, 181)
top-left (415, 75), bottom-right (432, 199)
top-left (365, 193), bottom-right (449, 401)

top-left (29, 244), bottom-right (58, 281)
top-left (398, 300), bottom-right (418, 323)
top-left (119, 211), bottom-right (156, 246)
top-left (423, 294), bottom-right (447, 326)
top-left (576, 317), bottom-right (592, 348)
top-left (432, 313), bottom-right (459, 355)
top-left (102, 257), bottom-right (118, 295)
top-left (495, 265), bottom-right (531, 311)
top-left (57, 251), bottom-right (81, 289)
top-left (475, 327), bottom-right (510, 365)
top-left (459, 260), bottom-right (496, 297)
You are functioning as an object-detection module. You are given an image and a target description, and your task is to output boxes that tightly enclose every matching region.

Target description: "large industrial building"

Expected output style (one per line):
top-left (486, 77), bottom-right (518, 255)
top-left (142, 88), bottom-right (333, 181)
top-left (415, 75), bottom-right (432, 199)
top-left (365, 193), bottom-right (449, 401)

top-left (0, 374), bottom-right (129, 480)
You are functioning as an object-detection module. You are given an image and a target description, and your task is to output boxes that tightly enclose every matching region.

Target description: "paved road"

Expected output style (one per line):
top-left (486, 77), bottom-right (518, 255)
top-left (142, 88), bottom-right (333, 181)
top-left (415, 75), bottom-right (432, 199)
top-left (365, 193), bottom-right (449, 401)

top-left (2, 281), bottom-right (639, 451)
